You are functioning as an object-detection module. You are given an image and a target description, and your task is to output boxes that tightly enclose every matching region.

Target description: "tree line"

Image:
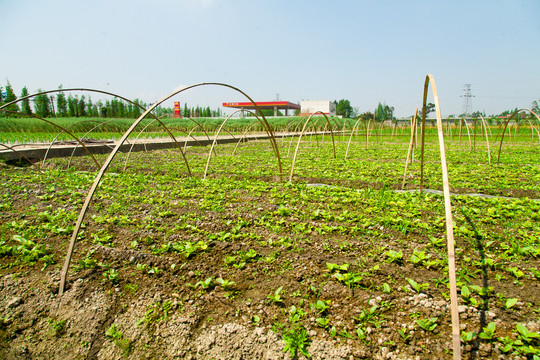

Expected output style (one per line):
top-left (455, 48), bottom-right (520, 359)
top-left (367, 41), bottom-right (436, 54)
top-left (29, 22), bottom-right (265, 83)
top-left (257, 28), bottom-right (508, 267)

top-left (0, 81), bottom-right (222, 119)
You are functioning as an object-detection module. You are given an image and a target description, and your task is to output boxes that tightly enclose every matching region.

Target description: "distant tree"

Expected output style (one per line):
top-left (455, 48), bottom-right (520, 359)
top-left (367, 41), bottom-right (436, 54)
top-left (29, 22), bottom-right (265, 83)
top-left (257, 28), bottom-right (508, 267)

top-left (374, 102), bottom-right (394, 121)
top-left (67, 95), bottom-right (78, 117)
top-left (358, 111), bottom-right (374, 122)
top-left (78, 95), bottom-right (87, 117)
top-left (33, 89), bottom-right (51, 117)
top-left (335, 99), bottom-right (353, 118)
top-left (86, 97), bottom-right (93, 116)
top-left (498, 108), bottom-right (518, 117)
top-left (421, 103), bottom-right (435, 117)
top-left (3, 81), bottom-right (19, 116)
top-left (531, 100), bottom-right (539, 116)
top-left (56, 86), bottom-right (68, 117)
top-left (20, 86), bottom-right (32, 115)
top-left (183, 103), bottom-right (190, 117)
top-left (470, 111), bottom-right (484, 118)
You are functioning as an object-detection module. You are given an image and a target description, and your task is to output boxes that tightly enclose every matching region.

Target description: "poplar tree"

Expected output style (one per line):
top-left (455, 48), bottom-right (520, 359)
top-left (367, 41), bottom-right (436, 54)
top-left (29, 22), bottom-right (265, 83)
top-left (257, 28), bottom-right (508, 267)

top-left (3, 81), bottom-right (19, 116)
top-left (67, 95), bottom-right (78, 117)
top-left (20, 86), bottom-right (32, 115)
top-left (33, 89), bottom-right (51, 117)
top-left (78, 95), bottom-right (87, 117)
top-left (56, 86), bottom-right (68, 117)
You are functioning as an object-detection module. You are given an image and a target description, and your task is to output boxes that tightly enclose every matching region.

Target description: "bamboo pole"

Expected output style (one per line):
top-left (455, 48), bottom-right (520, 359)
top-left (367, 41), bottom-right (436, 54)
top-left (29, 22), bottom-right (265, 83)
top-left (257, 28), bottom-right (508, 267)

top-left (420, 74), bottom-right (461, 360)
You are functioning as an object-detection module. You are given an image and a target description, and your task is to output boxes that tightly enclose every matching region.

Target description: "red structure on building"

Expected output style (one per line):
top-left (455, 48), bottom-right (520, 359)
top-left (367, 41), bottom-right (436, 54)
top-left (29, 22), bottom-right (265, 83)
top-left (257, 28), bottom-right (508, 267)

top-left (222, 101), bottom-right (300, 117)
top-left (174, 102), bottom-right (181, 118)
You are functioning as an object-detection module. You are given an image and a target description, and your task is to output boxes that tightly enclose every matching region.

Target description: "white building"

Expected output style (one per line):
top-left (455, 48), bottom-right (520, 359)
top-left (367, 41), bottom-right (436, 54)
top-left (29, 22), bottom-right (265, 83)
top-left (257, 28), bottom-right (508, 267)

top-left (300, 100), bottom-right (336, 116)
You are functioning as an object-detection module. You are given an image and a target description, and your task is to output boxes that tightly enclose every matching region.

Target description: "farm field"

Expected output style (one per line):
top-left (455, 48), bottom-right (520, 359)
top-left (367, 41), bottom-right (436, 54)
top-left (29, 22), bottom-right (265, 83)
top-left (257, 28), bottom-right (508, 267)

top-left (0, 125), bottom-right (539, 359)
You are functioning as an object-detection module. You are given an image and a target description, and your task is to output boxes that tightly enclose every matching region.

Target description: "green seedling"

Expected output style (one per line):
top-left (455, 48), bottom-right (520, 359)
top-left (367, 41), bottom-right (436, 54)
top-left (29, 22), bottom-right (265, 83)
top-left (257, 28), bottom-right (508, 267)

top-left (506, 266), bottom-right (524, 279)
top-left (461, 330), bottom-right (476, 343)
top-left (384, 249), bottom-right (403, 264)
top-left (409, 249), bottom-right (432, 266)
top-left (282, 326), bottom-right (310, 358)
top-left (195, 277), bottom-right (215, 290)
top-left (105, 324), bottom-right (132, 357)
top-left (382, 283), bottom-right (392, 294)
top-left (48, 318), bottom-right (67, 338)
top-left (316, 317), bottom-right (329, 328)
top-left (478, 322), bottom-right (496, 340)
top-left (216, 278), bottom-right (235, 290)
top-left (416, 317), bottom-right (438, 332)
top-left (505, 298), bottom-right (518, 309)
top-left (326, 262), bottom-right (350, 272)
top-left (103, 269), bottom-right (119, 283)
top-left (397, 328), bottom-right (412, 342)
top-left (148, 266), bottom-right (162, 275)
top-left (333, 272), bottom-right (363, 289)
top-left (312, 299), bottom-right (330, 314)
top-left (407, 278), bottom-right (429, 293)
top-left (516, 323), bottom-right (540, 343)
top-left (267, 286), bottom-right (284, 304)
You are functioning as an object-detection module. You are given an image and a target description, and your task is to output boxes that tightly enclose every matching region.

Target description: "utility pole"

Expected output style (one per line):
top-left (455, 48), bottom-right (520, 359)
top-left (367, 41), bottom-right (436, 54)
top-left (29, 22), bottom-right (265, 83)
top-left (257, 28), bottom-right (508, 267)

top-left (461, 84), bottom-right (474, 117)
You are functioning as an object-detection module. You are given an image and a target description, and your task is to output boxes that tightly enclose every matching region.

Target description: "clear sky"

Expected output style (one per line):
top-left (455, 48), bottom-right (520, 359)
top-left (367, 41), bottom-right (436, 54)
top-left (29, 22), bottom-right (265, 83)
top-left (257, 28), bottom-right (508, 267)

top-left (1, 0), bottom-right (539, 117)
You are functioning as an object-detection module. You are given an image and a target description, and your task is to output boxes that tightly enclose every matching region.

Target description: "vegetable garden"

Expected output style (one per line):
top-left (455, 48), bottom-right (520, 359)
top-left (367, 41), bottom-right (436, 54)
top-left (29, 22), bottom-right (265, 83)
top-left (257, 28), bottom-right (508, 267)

top-left (0, 79), bottom-right (539, 359)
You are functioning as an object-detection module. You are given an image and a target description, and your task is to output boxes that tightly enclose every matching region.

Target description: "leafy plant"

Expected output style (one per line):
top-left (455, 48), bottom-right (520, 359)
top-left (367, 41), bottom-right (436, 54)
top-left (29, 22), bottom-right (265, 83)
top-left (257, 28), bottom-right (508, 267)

top-left (105, 324), bottom-right (132, 357)
top-left (282, 326), bottom-right (310, 358)
top-left (333, 272), bottom-right (364, 289)
top-left (398, 328), bottom-right (412, 342)
top-left (384, 249), bottom-right (403, 264)
top-left (478, 322), bottom-right (496, 340)
top-left (407, 278), bottom-right (429, 293)
top-left (505, 298), bottom-right (518, 309)
top-left (409, 249), bottom-right (432, 266)
top-left (48, 318), bottom-right (67, 338)
top-left (316, 317), bottom-right (329, 328)
top-left (267, 286), bottom-right (284, 304)
top-left (312, 299), bottom-right (330, 314)
top-left (195, 277), bottom-right (215, 290)
top-left (461, 330), bottom-right (476, 343)
top-left (416, 317), bottom-right (438, 332)
top-left (216, 277), bottom-right (235, 290)
top-left (103, 269), bottom-right (119, 283)
top-left (326, 262), bottom-right (350, 272)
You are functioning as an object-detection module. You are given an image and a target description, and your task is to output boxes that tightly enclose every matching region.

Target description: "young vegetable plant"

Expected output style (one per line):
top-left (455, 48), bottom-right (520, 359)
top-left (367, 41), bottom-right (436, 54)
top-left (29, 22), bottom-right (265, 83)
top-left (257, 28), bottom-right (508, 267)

top-left (407, 278), bottom-right (429, 293)
top-left (216, 278), bottom-right (235, 290)
top-left (195, 277), bottom-right (215, 290)
top-left (478, 322), bottom-right (496, 340)
top-left (409, 249), bottom-right (432, 267)
top-left (384, 249), bottom-right (403, 264)
top-left (416, 317), bottom-right (438, 332)
top-left (266, 286), bottom-right (284, 304)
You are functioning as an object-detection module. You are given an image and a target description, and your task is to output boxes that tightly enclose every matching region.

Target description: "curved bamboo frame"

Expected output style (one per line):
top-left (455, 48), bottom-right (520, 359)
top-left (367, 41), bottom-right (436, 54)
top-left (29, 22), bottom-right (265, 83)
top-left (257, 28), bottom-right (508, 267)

top-left (418, 74), bottom-right (461, 360)
top-left (1, 88), bottom-right (191, 174)
top-left (0, 143), bottom-right (42, 169)
top-left (183, 118), bottom-right (215, 155)
top-left (344, 117), bottom-right (363, 160)
top-left (458, 118), bottom-right (472, 149)
top-left (58, 83), bottom-right (282, 295)
top-left (0, 110), bottom-right (100, 168)
top-left (203, 109), bottom-right (271, 178)
top-left (44, 118), bottom-right (111, 169)
top-left (288, 112), bottom-right (336, 182)
top-left (478, 115), bottom-right (492, 164)
top-left (231, 113), bottom-right (266, 156)
top-left (497, 109), bottom-right (540, 163)
top-left (401, 110), bottom-right (419, 189)
top-left (286, 121), bottom-right (304, 157)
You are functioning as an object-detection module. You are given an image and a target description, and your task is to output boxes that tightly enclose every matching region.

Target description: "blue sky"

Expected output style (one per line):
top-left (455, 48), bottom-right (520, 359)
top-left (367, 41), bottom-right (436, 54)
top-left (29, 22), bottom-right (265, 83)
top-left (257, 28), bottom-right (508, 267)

top-left (1, 0), bottom-right (539, 117)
